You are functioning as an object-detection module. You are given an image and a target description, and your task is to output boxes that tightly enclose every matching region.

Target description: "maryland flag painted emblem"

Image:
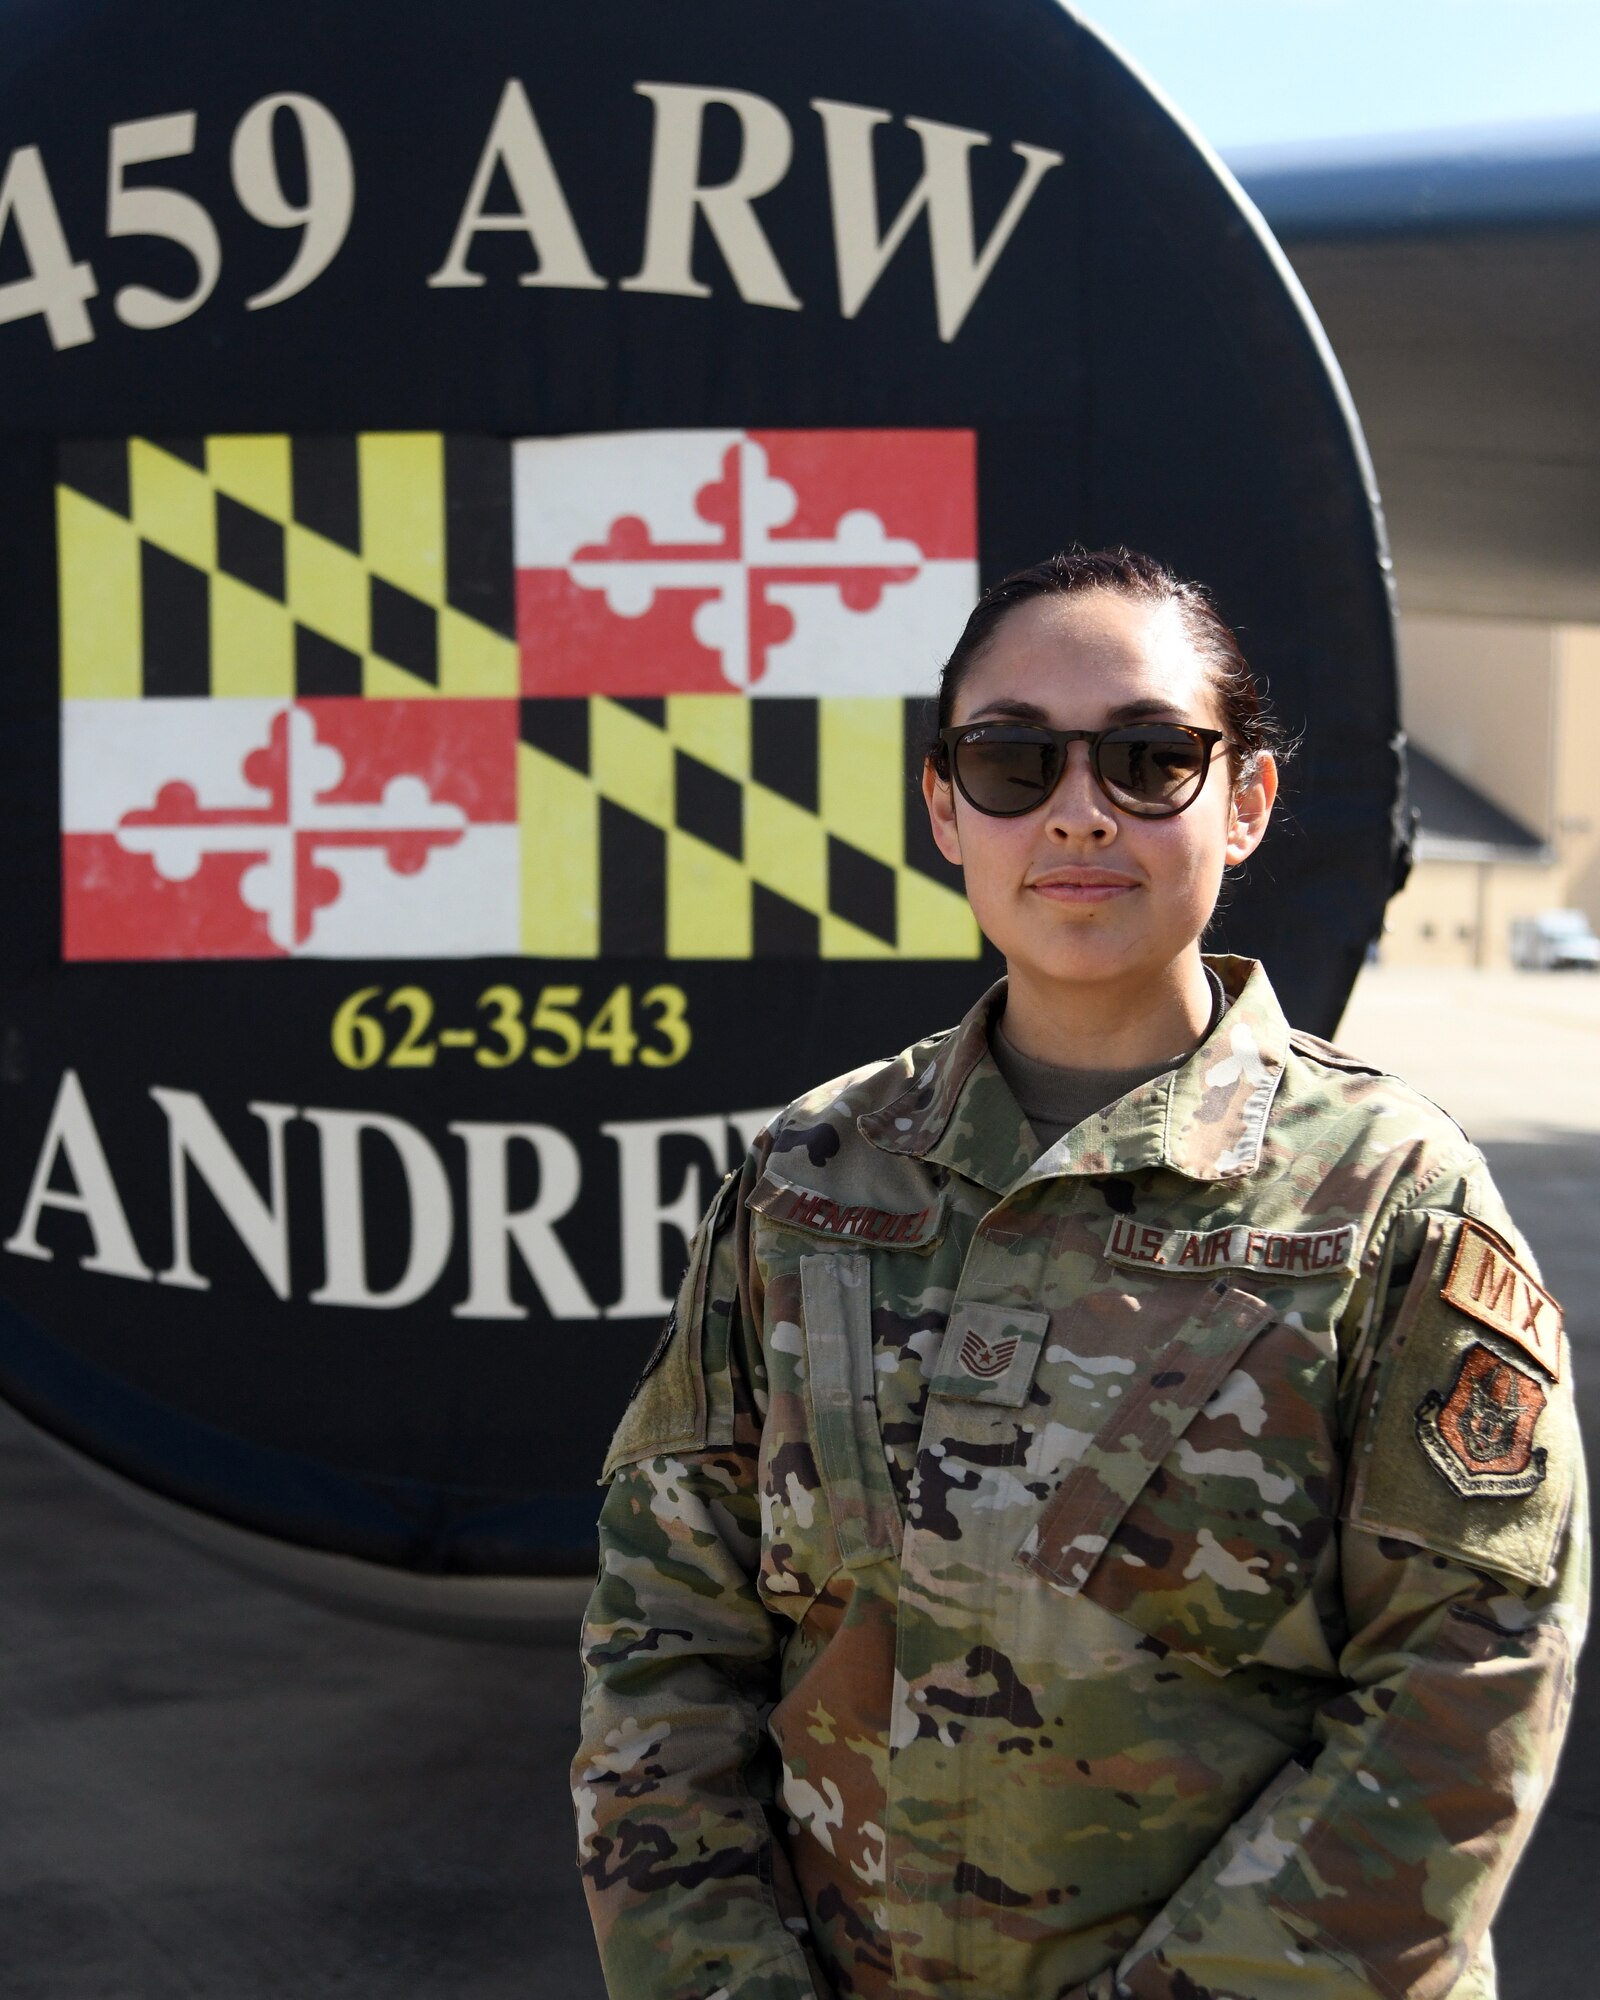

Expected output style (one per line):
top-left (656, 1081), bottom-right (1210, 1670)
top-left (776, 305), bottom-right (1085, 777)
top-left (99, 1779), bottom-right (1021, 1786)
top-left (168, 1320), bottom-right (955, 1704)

top-left (58, 430), bottom-right (981, 961)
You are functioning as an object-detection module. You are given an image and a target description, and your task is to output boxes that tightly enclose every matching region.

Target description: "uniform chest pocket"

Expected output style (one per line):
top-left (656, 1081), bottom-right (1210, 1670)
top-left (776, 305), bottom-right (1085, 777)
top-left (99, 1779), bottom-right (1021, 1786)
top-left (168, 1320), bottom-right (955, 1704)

top-left (758, 1253), bottom-right (902, 1616)
top-left (1018, 1279), bottom-right (1337, 1678)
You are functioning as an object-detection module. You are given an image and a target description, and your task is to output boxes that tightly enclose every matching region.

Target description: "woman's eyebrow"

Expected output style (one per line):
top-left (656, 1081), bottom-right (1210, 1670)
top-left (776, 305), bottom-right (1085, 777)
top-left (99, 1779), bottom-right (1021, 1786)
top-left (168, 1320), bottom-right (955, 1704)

top-left (1103, 698), bottom-right (1188, 723)
top-left (963, 697), bottom-right (1190, 725)
top-left (965, 698), bottom-right (1051, 722)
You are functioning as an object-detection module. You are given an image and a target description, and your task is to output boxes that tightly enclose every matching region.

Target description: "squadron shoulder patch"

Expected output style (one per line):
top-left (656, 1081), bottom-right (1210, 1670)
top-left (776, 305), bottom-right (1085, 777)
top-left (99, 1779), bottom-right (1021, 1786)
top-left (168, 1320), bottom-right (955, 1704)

top-left (1441, 1222), bottom-right (1562, 1379)
top-left (1416, 1342), bottom-right (1549, 1498)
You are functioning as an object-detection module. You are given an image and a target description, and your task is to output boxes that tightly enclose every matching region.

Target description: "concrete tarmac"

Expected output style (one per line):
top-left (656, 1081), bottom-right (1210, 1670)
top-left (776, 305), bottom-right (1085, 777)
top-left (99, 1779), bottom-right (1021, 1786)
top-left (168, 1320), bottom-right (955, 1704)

top-left (3, 966), bottom-right (1597, 1999)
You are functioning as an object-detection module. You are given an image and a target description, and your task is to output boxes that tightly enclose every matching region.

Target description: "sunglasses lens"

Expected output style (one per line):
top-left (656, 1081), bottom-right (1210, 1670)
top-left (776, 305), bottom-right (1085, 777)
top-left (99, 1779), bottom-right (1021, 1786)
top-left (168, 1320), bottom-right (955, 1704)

top-left (952, 727), bottom-right (1062, 814)
top-left (1096, 726), bottom-right (1209, 814)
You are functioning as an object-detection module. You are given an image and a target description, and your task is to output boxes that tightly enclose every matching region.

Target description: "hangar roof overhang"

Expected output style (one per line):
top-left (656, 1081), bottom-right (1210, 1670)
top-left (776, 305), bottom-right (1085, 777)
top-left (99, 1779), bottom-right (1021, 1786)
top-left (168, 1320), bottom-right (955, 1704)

top-left (1406, 746), bottom-right (1551, 864)
top-left (1233, 124), bottom-right (1600, 625)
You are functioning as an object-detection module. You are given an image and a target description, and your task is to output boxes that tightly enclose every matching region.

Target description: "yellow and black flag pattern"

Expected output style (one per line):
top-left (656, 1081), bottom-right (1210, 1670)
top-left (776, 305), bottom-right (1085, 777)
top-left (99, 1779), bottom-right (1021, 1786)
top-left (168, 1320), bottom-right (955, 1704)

top-left (57, 433), bottom-right (517, 702)
top-left (56, 433), bottom-right (979, 961)
top-left (520, 693), bottom-right (978, 959)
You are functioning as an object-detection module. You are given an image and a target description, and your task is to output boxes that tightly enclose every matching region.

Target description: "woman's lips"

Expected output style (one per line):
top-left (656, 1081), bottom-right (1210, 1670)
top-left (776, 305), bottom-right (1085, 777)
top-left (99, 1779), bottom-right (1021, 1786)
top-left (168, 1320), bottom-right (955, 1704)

top-left (1027, 869), bottom-right (1139, 904)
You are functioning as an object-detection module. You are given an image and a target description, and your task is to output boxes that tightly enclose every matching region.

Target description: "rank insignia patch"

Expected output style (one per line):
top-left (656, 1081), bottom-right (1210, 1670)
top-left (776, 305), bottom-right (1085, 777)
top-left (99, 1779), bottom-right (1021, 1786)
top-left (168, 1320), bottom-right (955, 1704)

top-left (958, 1330), bottom-right (1019, 1379)
top-left (931, 1302), bottom-right (1050, 1407)
top-left (1441, 1222), bottom-right (1562, 1380)
top-left (1416, 1342), bottom-right (1549, 1498)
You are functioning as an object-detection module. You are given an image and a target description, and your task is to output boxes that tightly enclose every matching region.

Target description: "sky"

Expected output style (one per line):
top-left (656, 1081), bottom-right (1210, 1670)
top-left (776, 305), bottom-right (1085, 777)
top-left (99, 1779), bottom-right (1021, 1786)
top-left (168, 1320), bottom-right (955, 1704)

top-left (1077, 0), bottom-right (1600, 156)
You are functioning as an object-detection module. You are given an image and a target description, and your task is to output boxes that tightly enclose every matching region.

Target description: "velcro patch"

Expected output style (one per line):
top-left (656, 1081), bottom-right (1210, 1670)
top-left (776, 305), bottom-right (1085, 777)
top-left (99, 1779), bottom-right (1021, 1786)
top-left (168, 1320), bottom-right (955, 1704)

top-left (1441, 1223), bottom-right (1562, 1379)
top-left (930, 1302), bottom-right (1050, 1406)
top-left (748, 1167), bottom-right (942, 1249)
top-left (1343, 1211), bottom-right (1572, 1588)
top-left (629, 1303), bottom-right (678, 1400)
top-left (1106, 1216), bottom-right (1355, 1276)
top-left (1416, 1342), bottom-right (1549, 1498)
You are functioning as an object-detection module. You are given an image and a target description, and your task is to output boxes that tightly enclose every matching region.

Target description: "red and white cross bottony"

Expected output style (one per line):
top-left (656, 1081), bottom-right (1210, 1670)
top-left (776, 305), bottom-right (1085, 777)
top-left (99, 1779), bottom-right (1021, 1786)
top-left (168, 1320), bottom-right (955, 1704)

top-left (61, 698), bottom-right (519, 960)
top-left (515, 428), bottom-right (977, 699)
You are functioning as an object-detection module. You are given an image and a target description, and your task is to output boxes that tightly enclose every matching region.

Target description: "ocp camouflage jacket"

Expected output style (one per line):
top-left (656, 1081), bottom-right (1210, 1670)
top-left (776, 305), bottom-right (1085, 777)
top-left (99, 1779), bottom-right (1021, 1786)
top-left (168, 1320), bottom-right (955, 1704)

top-left (574, 958), bottom-right (1588, 2000)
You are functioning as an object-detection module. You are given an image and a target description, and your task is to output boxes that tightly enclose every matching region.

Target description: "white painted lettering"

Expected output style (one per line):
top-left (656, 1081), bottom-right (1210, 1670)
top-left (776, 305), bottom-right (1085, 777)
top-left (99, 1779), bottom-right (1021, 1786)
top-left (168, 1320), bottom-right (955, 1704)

top-left (305, 1107), bottom-right (452, 1310)
top-left (0, 143), bottom-right (98, 349)
top-left (2, 1077), bottom-right (871, 1319)
top-left (603, 1113), bottom-right (727, 1318)
top-left (151, 1087), bottom-right (293, 1299)
top-left (624, 82), bottom-right (800, 309)
top-left (450, 1120), bottom-right (596, 1320)
top-left (427, 78), bottom-right (606, 292)
top-left (813, 99), bottom-right (1061, 341)
top-left (4, 1069), bottom-right (149, 1278)
top-left (106, 112), bottom-right (221, 330)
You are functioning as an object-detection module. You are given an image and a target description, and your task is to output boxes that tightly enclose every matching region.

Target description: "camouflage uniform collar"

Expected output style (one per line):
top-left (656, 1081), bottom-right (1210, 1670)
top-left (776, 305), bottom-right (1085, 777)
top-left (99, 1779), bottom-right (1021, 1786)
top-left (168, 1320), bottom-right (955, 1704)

top-left (855, 978), bottom-right (1030, 1194)
top-left (857, 956), bottom-right (1289, 1192)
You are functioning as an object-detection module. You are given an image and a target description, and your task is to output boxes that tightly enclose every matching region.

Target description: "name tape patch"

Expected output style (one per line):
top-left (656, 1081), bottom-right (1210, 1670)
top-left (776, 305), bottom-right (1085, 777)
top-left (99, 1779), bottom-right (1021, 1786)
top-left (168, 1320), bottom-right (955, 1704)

top-left (1107, 1216), bottom-right (1355, 1276)
top-left (762, 1186), bottom-right (935, 1246)
top-left (1441, 1222), bottom-right (1562, 1380)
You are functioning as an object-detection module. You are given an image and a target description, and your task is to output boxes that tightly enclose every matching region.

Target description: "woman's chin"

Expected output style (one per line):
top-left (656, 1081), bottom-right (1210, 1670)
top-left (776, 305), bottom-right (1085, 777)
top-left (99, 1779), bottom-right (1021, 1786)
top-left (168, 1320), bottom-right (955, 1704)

top-left (1005, 937), bottom-right (1161, 993)
top-left (983, 902), bottom-right (1208, 995)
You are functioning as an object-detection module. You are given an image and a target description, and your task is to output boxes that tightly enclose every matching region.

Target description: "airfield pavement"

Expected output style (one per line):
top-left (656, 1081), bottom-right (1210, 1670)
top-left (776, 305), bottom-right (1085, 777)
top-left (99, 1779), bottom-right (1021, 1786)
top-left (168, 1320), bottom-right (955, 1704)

top-left (2, 963), bottom-right (1597, 1999)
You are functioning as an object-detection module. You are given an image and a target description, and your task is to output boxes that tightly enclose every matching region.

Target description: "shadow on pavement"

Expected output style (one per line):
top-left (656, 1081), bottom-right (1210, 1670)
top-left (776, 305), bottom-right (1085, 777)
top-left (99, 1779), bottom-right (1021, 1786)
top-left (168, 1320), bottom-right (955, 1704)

top-left (1471, 1130), bottom-right (1600, 1997)
top-left (0, 1404), bottom-right (606, 2000)
top-left (1, 1126), bottom-right (1595, 1998)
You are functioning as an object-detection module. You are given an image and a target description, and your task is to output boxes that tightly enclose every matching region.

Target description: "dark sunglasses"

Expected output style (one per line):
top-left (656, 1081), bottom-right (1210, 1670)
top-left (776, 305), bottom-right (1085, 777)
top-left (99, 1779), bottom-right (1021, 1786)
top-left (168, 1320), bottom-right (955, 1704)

top-left (934, 721), bottom-right (1227, 819)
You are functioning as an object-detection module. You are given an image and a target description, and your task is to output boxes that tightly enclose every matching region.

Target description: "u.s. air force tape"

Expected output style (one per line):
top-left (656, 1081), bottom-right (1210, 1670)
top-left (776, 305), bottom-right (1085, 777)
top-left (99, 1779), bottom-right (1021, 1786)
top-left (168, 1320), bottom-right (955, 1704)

top-left (1106, 1218), bottom-right (1356, 1275)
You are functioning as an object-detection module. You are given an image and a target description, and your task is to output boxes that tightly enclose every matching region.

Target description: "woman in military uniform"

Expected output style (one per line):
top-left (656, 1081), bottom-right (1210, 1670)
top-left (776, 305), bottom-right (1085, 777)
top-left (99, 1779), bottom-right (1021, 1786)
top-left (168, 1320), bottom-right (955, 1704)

top-left (573, 549), bottom-right (1586, 2000)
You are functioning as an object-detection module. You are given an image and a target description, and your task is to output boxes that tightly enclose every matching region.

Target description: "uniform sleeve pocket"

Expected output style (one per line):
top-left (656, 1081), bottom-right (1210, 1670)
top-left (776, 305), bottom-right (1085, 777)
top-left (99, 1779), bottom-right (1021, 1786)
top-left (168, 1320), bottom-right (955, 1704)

top-left (1018, 1280), bottom-right (1316, 1677)
top-left (602, 1171), bottom-right (739, 1478)
top-left (1343, 1213), bottom-right (1573, 1590)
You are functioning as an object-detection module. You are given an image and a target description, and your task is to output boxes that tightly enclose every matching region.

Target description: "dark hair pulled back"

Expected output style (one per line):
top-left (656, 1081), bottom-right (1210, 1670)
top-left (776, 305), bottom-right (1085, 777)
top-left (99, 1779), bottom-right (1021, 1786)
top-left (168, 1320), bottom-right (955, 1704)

top-left (931, 548), bottom-right (1288, 785)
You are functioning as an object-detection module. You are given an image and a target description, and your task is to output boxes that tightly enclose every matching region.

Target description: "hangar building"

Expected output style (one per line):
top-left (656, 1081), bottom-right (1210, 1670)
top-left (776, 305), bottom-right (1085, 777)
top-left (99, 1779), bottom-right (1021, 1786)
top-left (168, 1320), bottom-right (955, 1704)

top-left (1239, 124), bottom-right (1600, 967)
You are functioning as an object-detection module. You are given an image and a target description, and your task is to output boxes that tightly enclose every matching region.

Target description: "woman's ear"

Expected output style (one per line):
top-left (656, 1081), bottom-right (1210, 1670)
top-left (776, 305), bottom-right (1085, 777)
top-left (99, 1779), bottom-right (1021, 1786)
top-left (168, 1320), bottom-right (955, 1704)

top-left (921, 755), bottom-right (964, 866)
top-left (1225, 751), bottom-right (1278, 866)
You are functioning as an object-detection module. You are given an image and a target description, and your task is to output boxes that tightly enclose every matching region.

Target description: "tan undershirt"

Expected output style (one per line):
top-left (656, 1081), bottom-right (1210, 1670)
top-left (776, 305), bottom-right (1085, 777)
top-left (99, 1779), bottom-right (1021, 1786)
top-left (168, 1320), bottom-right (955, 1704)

top-left (990, 968), bottom-right (1228, 1154)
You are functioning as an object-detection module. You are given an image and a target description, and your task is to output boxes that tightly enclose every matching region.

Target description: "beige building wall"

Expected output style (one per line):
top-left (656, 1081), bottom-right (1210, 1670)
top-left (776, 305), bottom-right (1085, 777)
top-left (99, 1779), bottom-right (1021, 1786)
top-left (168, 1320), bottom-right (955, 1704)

top-left (1384, 612), bottom-right (1600, 967)
top-left (1380, 860), bottom-right (1480, 969)
top-left (1381, 856), bottom-right (1565, 969)
top-left (1554, 626), bottom-right (1600, 924)
top-left (1400, 615), bottom-right (1556, 838)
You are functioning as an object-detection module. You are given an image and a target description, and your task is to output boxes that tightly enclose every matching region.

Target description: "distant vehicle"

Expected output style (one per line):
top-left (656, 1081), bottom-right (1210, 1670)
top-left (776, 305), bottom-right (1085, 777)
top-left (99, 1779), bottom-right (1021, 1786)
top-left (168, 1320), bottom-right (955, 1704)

top-left (1511, 910), bottom-right (1600, 970)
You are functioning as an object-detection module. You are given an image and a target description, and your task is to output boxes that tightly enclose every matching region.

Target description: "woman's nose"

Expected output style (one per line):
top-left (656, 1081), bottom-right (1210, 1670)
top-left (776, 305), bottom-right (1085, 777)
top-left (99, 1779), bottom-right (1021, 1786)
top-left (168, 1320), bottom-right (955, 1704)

top-left (1044, 741), bottom-right (1117, 840)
